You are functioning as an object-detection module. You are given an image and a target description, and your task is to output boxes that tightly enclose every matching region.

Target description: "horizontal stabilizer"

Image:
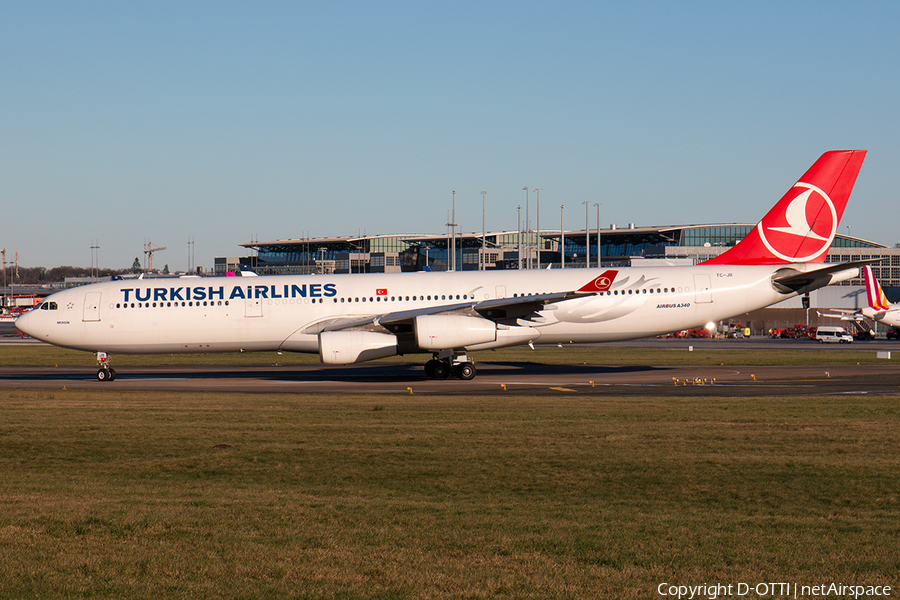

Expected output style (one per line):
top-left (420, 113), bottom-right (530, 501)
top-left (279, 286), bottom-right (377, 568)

top-left (771, 260), bottom-right (877, 294)
top-left (817, 309), bottom-right (864, 322)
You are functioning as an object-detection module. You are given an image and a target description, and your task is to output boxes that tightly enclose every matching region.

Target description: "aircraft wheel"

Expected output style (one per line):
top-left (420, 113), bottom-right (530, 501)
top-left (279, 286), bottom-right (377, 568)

top-left (424, 359), bottom-right (438, 378)
top-left (430, 362), bottom-right (450, 380)
top-left (97, 368), bottom-right (109, 382)
top-left (107, 368), bottom-right (116, 381)
top-left (456, 363), bottom-right (476, 380)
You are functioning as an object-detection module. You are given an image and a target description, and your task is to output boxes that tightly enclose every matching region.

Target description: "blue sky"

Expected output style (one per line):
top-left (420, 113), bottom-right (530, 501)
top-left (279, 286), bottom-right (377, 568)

top-left (3, 1), bottom-right (899, 270)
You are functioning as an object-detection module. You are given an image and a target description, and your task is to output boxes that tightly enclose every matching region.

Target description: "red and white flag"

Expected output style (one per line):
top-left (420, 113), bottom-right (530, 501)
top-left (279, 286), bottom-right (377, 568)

top-left (376, 288), bottom-right (387, 296)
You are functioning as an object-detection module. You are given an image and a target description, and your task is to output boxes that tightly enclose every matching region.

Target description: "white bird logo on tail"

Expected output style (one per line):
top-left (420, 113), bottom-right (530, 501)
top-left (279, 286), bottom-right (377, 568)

top-left (758, 182), bottom-right (837, 262)
top-left (767, 188), bottom-right (829, 241)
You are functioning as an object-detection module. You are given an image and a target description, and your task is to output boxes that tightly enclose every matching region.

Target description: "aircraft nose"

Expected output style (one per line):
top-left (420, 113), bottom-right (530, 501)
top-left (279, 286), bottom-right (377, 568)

top-left (15, 310), bottom-right (34, 337)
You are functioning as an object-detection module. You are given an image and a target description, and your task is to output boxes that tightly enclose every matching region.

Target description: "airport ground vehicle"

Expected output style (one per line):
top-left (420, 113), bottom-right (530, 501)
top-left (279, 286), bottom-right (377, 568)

top-left (815, 326), bottom-right (853, 343)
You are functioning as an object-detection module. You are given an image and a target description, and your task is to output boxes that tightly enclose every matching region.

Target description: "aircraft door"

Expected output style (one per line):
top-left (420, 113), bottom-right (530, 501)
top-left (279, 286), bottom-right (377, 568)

top-left (693, 274), bottom-right (712, 303)
top-left (245, 297), bottom-right (262, 317)
top-left (83, 292), bottom-right (102, 321)
top-left (495, 285), bottom-right (507, 299)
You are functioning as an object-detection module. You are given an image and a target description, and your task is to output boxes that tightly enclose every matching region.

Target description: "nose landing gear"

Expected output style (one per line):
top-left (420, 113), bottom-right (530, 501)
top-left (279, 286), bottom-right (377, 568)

top-left (96, 351), bottom-right (116, 382)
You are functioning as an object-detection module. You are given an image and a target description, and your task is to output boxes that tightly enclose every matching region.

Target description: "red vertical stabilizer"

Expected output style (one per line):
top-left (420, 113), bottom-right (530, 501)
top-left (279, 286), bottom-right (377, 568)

top-left (702, 150), bottom-right (867, 265)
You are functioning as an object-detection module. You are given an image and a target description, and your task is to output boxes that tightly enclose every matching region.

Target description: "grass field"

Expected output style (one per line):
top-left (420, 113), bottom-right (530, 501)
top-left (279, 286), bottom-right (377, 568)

top-left (0, 389), bottom-right (897, 599)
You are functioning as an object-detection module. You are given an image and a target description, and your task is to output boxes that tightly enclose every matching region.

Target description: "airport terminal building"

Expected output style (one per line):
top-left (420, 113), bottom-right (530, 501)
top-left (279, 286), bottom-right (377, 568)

top-left (221, 223), bottom-right (900, 289)
top-left (210, 224), bottom-right (900, 336)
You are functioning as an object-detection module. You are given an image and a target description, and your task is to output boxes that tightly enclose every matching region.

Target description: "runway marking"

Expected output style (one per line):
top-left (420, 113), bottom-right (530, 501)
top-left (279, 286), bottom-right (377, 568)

top-left (497, 381), bottom-right (615, 387)
top-left (549, 387), bottom-right (577, 392)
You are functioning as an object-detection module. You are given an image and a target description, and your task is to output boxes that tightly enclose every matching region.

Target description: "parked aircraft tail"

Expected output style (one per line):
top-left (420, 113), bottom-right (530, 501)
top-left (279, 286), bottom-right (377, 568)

top-left (864, 265), bottom-right (891, 312)
top-left (702, 150), bottom-right (867, 266)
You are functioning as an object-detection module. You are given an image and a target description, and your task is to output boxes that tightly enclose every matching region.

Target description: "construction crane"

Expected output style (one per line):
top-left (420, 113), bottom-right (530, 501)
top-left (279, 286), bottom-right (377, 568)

top-left (144, 241), bottom-right (167, 272)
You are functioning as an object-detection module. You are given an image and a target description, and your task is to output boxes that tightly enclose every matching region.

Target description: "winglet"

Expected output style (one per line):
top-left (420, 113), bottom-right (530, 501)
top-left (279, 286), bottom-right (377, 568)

top-left (702, 150), bottom-right (867, 265)
top-left (864, 266), bottom-right (891, 311)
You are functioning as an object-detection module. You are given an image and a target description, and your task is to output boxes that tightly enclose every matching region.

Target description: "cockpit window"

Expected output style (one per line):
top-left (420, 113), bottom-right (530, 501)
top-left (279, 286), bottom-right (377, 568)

top-left (39, 302), bottom-right (58, 311)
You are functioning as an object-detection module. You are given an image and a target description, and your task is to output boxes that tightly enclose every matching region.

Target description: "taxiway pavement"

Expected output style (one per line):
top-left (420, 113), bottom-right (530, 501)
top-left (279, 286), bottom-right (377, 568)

top-left (1, 361), bottom-right (898, 396)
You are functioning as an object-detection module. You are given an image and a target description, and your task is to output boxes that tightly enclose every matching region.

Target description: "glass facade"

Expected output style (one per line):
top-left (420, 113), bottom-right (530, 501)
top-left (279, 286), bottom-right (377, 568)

top-left (680, 226), bottom-right (752, 248)
top-left (237, 225), bottom-right (898, 284)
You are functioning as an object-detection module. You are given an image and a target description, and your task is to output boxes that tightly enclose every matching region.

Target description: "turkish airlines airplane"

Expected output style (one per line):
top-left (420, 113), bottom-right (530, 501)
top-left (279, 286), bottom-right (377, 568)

top-left (818, 265), bottom-right (900, 328)
top-left (17, 150), bottom-right (869, 381)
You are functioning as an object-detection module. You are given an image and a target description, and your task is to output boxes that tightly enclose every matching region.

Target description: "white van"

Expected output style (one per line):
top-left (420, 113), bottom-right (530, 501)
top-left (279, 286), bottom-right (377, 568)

top-left (815, 326), bottom-right (853, 343)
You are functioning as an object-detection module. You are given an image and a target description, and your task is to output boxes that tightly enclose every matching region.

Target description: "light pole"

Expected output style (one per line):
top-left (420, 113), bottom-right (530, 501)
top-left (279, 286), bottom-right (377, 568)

top-left (349, 242), bottom-right (363, 274)
top-left (560, 205), bottom-right (565, 269)
top-left (481, 191), bottom-right (487, 270)
top-left (583, 201), bottom-right (590, 268)
top-left (594, 203), bottom-right (600, 268)
top-left (90, 240), bottom-right (100, 280)
top-left (1, 249), bottom-right (6, 311)
top-left (448, 191), bottom-right (457, 272)
top-left (523, 187), bottom-right (530, 268)
top-left (517, 205), bottom-right (522, 270)
top-left (534, 188), bottom-right (542, 269)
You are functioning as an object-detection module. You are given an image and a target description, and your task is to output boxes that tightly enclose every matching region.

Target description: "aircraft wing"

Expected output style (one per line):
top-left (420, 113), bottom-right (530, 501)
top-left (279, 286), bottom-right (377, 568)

top-left (303, 291), bottom-right (591, 335)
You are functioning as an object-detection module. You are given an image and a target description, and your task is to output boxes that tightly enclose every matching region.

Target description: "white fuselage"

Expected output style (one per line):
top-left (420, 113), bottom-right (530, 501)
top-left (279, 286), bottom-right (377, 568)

top-left (863, 306), bottom-right (900, 328)
top-left (15, 264), bottom-right (826, 358)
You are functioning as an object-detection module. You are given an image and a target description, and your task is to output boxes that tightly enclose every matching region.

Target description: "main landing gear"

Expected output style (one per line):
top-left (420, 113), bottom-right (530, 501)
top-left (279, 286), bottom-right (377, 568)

top-left (424, 351), bottom-right (476, 380)
top-left (96, 351), bottom-right (116, 382)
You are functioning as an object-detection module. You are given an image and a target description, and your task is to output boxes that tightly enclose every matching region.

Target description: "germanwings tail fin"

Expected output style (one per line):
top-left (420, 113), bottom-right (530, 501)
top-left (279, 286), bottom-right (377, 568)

top-left (701, 150), bottom-right (867, 265)
top-left (864, 265), bottom-right (891, 312)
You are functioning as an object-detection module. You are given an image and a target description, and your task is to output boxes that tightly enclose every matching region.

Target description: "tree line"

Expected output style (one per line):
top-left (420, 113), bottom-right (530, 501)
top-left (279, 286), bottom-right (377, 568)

top-left (6, 259), bottom-right (169, 285)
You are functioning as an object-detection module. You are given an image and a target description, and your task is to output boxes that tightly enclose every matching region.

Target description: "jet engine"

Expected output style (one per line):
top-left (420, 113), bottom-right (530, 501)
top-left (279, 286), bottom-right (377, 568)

top-left (414, 315), bottom-right (498, 350)
top-left (318, 330), bottom-right (398, 364)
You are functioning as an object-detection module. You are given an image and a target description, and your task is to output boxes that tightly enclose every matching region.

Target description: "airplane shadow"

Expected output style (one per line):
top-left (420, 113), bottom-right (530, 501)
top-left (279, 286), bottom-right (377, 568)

top-left (0, 361), bottom-right (661, 384)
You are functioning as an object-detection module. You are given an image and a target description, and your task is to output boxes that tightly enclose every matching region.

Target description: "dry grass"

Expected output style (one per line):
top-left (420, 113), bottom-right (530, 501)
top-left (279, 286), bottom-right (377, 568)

top-left (0, 390), bottom-right (897, 598)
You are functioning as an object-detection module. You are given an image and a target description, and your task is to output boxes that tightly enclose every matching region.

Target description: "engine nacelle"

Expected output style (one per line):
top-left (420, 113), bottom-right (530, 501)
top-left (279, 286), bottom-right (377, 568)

top-left (466, 325), bottom-right (540, 350)
top-left (318, 330), bottom-right (398, 364)
top-left (414, 315), bottom-right (497, 350)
